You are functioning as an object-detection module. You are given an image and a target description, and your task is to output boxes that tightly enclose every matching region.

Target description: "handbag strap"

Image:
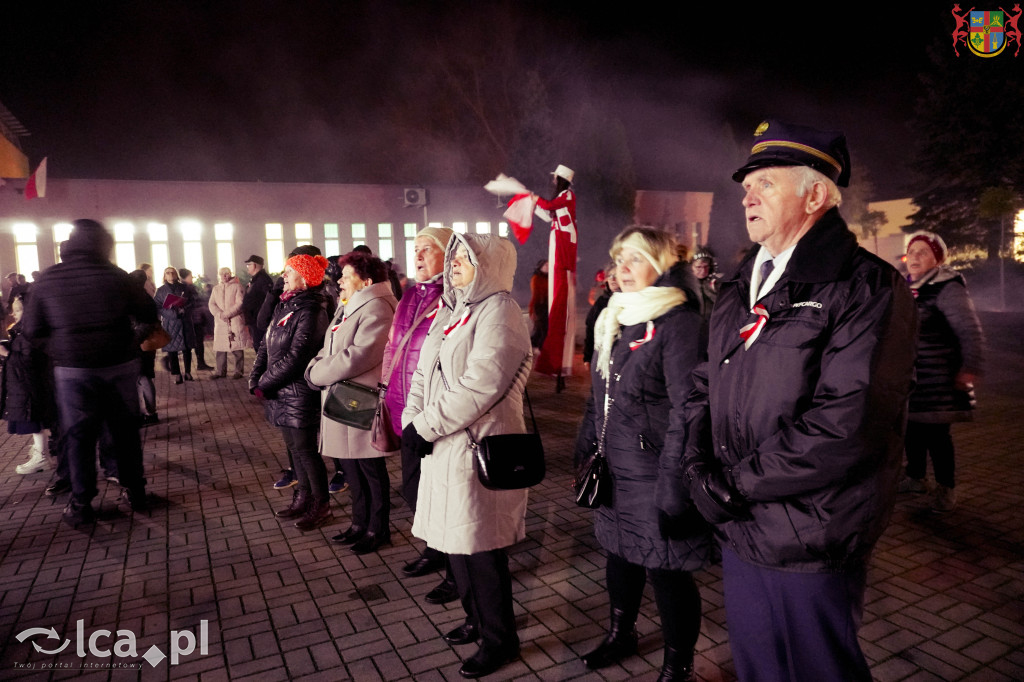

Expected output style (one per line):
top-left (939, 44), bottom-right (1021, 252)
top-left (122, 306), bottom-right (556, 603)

top-left (461, 353), bottom-right (537, 447)
top-left (595, 373), bottom-right (614, 457)
top-left (380, 302), bottom-right (435, 390)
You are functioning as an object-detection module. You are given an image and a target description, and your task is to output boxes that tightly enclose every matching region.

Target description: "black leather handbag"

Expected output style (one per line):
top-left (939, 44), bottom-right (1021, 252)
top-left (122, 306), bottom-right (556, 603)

top-left (573, 381), bottom-right (613, 508)
top-left (574, 448), bottom-right (611, 508)
top-left (469, 390), bottom-right (545, 491)
top-left (322, 380), bottom-right (378, 429)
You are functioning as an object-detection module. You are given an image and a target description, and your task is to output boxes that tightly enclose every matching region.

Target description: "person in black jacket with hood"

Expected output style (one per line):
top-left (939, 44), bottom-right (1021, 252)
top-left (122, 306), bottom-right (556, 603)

top-left (24, 219), bottom-right (158, 527)
top-left (250, 253), bottom-right (331, 531)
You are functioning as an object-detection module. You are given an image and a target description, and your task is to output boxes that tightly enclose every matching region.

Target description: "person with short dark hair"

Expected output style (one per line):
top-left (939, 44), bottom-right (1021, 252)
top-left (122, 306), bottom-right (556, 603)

top-left (179, 268), bottom-right (214, 371)
top-left (24, 219), bottom-right (158, 526)
top-left (307, 251), bottom-right (397, 553)
top-left (242, 254), bottom-right (273, 354)
top-left (683, 120), bottom-right (918, 681)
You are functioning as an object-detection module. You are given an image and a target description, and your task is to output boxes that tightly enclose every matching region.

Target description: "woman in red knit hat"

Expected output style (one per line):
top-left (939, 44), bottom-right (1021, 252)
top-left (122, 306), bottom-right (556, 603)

top-left (250, 253), bottom-right (332, 530)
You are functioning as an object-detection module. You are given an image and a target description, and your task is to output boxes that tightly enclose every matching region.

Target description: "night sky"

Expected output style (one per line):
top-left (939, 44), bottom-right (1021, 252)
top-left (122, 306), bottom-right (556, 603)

top-left (0, 2), bottom-right (989, 201)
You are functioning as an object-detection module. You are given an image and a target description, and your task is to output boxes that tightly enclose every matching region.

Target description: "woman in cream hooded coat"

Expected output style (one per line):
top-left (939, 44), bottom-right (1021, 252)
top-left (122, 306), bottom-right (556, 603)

top-left (402, 233), bottom-right (532, 679)
top-left (306, 252), bottom-right (397, 554)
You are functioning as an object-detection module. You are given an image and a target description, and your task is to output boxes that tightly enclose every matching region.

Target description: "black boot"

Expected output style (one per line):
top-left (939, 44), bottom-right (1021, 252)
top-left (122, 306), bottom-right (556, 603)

top-left (295, 498), bottom-right (333, 530)
top-left (276, 489), bottom-right (309, 518)
top-left (581, 606), bottom-right (639, 669)
top-left (656, 646), bottom-right (695, 682)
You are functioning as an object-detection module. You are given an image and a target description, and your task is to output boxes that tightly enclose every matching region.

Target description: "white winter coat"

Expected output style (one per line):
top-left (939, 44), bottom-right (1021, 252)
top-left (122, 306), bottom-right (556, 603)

top-left (307, 281), bottom-right (398, 459)
top-left (209, 277), bottom-right (250, 352)
top-left (403, 233), bottom-right (532, 555)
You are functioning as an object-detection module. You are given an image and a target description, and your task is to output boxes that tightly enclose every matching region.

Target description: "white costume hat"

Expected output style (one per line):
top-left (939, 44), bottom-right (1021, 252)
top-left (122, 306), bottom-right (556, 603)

top-left (551, 164), bottom-right (574, 183)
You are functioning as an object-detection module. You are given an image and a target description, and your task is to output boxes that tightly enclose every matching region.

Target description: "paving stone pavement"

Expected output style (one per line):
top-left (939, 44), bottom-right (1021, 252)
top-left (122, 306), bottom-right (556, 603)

top-left (0, 311), bottom-right (1021, 681)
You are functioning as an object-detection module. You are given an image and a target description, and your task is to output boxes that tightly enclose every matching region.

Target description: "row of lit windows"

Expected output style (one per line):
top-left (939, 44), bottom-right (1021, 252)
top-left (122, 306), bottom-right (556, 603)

top-left (8, 220), bottom-right (509, 280)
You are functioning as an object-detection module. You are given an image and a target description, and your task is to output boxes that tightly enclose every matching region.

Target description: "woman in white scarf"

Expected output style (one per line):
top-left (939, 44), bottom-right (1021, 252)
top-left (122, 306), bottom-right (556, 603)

top-left (574, 226), bottom-right (711, 681)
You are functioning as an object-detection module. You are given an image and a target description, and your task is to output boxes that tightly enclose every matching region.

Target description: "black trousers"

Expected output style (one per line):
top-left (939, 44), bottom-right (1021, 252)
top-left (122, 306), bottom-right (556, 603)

top-left (605, 551), bottom-right (702, 654)
top-left (280, 426), bottom-right (327, 501)
top-left (341, 458), bottom-right (390, 535)
top-left (401, 434), bottom-right (445, 563)
top-left (165, 349), bottom-right (193, 375)
top-left (905, 421), bottom-right (956, 488)
top-left (449, 548), bottom-right (518, 654)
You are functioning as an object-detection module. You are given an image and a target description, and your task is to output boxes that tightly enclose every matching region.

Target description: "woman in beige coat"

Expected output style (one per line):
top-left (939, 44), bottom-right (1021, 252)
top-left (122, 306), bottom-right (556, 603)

top-left (209, 267), bottom-right (250, 379)
top-left (306, 252), bottom-right (397, 554)
top-left (402, 233), bottom-right (532, 679)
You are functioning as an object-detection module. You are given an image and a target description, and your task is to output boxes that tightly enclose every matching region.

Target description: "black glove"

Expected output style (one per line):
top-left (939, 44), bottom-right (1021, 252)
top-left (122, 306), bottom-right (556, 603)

top-left (685, 462), bottom-right (750, 524)
top-left (401, 422), bottom-right (433, 460)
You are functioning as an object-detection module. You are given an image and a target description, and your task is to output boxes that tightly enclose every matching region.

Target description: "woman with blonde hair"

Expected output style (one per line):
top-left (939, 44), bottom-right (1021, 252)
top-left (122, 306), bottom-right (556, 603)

top-left (307, 252), bottom-right (398, 553)
top-left (155, 267), bottom-right (197, 384)
top-left (574, 225), bottom-right (711, 681)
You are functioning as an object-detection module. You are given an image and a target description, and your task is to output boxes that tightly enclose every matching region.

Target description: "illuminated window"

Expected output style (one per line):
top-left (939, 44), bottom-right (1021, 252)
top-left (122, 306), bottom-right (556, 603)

top-left (112, 222), bottom-right (137, 272)
top-left (498, 221), bottom-right (509, 237)
top-left (53, 223), bottom-right (73, 263)
top-left (295, 222), bottom-right (312, 247)
top-left (352, 223), bottom-right (366, 249)
top-left (324, 223), bottom-right (339, 257)
top-left (266, 224), bottom-right (286, 274)
top-left (378, 223), bottom-right (393, 261)
top-left (475, 221), bottom-right (492, 234)
top-left (12, 223), bottom-right (39, 277)
top-left (213, 222), bottom-right (234, 273)
top-left (453, 222), bottom-right (468, 234)
top-left (148, 223), bottom-right (169, 276)
top-left (180, 220), bottom-right (204, 276)
top-left (404, 223), bottom-right (419, 272)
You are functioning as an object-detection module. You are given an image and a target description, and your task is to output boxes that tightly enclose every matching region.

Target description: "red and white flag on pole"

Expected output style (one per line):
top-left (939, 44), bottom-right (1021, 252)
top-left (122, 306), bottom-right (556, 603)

top-left (24, 157), bottom-right (47, 200)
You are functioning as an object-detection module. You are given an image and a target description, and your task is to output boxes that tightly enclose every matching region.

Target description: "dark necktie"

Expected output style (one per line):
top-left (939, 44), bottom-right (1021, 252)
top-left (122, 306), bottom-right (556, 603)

top-left (757, 258), bottom-right (774, 298)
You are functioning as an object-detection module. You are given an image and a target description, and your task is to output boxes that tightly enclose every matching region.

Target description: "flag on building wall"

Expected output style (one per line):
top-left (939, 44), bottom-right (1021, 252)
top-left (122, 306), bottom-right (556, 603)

top-left (24, 157), bottom-right (47, 200)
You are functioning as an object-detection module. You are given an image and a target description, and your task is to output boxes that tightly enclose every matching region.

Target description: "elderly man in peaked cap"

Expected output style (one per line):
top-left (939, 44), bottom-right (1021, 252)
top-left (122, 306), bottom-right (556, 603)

top-left (682, 121), bottom-right (917, 681)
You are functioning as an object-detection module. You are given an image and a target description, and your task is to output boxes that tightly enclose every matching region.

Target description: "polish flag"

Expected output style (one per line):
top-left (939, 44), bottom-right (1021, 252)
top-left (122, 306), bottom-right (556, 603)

top-left (24, 157), bottom-right (47, 200)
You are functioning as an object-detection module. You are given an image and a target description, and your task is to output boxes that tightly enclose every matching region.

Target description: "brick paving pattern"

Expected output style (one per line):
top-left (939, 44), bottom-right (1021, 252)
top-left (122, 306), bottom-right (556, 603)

top-left (0, 311), bottom-right (1021, 680)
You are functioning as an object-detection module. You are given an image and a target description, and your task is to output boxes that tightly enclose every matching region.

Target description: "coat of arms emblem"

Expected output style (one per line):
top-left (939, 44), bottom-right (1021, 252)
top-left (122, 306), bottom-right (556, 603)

top-left (952, 5), bottom-right (1022, 57)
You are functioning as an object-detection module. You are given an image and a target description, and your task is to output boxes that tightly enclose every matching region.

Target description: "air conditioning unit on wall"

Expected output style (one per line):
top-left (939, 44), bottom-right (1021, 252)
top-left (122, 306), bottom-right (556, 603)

top-left (404, 188), bottom-right (428, 207)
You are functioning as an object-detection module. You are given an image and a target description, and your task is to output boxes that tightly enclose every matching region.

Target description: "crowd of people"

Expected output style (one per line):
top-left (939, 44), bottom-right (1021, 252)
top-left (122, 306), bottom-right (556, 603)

top-left (0, 122), bottom-right (988, 681)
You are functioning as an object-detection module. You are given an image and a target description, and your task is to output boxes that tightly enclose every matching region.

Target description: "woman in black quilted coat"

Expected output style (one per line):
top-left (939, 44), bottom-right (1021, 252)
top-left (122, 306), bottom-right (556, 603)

top-left (250, 254), bottom-right (330, 530)
top-left (901, 232), bottom-right (984, 513)
top-left (573, 226), bottom-right (711, 682)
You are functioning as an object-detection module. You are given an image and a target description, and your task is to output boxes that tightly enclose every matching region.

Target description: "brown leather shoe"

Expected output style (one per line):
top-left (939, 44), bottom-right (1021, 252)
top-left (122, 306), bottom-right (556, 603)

top-left (276, 489), bottom-right (309, 519)
top-left (294, 499), bottom-right (333, 531)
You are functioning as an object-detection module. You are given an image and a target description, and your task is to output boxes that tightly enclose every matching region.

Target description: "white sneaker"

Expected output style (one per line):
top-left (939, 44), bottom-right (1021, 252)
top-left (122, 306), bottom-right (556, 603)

top-left (931, 485), bottom-right (957, 513)
top-left (15, 448), bottom-right (50, 475)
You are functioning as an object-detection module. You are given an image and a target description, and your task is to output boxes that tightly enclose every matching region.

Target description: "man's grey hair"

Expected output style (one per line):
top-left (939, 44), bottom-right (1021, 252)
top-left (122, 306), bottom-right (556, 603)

top-left (791, 166), bottom-right (842, 208)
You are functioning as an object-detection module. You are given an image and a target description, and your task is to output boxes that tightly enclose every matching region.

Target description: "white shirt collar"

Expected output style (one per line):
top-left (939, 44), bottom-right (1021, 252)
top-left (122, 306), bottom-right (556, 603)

top-left (750, 244), bottom-right (796, 309)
